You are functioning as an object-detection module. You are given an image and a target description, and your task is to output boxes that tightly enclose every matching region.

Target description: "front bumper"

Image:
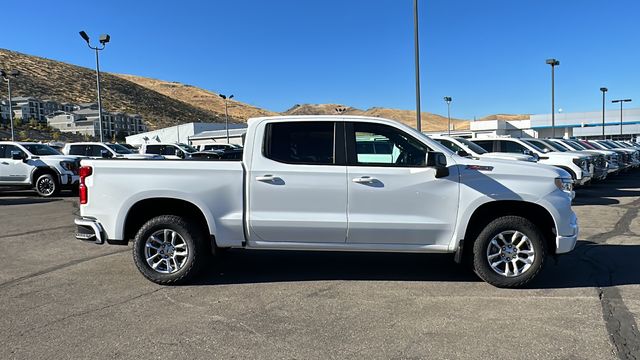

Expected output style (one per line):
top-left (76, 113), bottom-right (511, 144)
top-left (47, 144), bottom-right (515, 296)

top-left (556, 213), bottom-right (578, 254)
top-left (59, 173), bottom-right (80, 186)
top-left (75, 217), bottom-right (105, 244)
top-left (575, 174), bottom-right (592, 186)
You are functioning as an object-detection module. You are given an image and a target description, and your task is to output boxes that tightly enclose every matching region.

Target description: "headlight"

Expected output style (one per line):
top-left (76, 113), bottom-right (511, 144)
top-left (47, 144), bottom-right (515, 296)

top-left (555, 177), bottom-right (574, 197)
top-left (59, 161), bottom-right (78, 174)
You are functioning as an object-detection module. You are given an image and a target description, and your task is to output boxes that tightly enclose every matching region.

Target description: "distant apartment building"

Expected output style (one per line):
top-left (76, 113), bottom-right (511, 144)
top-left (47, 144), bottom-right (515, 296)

top-left (0, 97), bottom-right (50, 123)
top-left (46, 103), bottom-right (146, 138)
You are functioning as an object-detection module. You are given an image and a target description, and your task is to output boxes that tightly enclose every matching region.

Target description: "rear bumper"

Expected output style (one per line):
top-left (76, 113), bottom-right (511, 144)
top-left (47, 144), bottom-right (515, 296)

top-left (74, 217), bottom-right (105, 244)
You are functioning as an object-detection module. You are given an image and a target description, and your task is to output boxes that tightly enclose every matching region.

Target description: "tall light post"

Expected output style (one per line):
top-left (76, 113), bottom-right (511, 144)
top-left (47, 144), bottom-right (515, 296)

top-left (611, 98), bottom-right (632, 137)
top-left (79, 31), bottom-right (110, 142)
top-left (219, 94), bottom-right (234, 143)
top-left (413, 0), bottom-right (422, 132)
top-left (443, 96), bottom-right (452, 135)
top-left (1, 69), bottom-right (20, 141)
top-left (545, 59), bottom-right (560, 138)
top-left (600, 87), bottom-right (608, 140)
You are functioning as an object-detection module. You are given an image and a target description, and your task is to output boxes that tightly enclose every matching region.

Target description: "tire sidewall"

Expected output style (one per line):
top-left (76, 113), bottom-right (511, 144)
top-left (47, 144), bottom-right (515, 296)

top-left (133, 215), bottom-right (201, 284)
top-left (35, 173), bottom-right (58, 197)
top-left (472, 216), bottom-right (546, 288)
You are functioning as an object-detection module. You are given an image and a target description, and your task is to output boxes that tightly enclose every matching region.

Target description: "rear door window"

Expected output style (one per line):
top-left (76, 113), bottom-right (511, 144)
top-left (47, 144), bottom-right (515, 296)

top-left (264, 122), bottom-right (336, 165)
top-left (472, 140), bottom-right (494, 152)
top-left (68, 145), bottom-right (87, 156)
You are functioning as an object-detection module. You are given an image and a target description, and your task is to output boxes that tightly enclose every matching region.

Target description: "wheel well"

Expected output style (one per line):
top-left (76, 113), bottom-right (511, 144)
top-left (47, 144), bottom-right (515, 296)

top-left (463, 201), bottom-right (557, 258)
top-left (556, 166), bottom-right (576, 180)
top-left (31, 167), bottom-right (58, 184)
top-left (123, 198), bottom-right (211, 247)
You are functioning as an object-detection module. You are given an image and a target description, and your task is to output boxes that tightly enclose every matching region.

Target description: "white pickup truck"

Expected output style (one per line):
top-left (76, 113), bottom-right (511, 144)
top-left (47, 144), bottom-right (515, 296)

top-left (75, 116), bottom-right (578, 288)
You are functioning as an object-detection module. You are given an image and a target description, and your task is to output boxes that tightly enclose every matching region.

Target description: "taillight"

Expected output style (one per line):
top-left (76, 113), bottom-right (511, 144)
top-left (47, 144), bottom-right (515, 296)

top-left (79, 166), bottom-right (92, 205)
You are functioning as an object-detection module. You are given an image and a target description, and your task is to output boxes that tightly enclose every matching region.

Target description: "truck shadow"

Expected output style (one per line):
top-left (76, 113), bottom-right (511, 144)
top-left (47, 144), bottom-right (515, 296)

top-left (573, 170), bottom-right (640, 206)
top-left (0, 197), bottom-right (61, 206)
top-left (193, 240), bottom-right (640, 289)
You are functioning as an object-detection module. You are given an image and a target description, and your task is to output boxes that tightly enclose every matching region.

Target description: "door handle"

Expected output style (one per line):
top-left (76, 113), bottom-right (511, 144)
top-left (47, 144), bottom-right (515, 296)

top-left (352, 176), bottom-right (376, 184)
top-left (256, 174), bottom-right (279, 182)
top-left (1, 162), bottom-right (8, 165)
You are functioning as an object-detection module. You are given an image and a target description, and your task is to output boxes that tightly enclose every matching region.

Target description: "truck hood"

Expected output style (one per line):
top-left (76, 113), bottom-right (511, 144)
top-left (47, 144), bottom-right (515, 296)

top-left (455, 155), bottom-right (570, 179)
top-left (116, 153), bottom-right (163, 159)
top-left (479, 152), bottom-right (536, 162)
top-left (541, 152), bottom-right (585, 160)
top-left (31, 154), bottom-right (81, 163)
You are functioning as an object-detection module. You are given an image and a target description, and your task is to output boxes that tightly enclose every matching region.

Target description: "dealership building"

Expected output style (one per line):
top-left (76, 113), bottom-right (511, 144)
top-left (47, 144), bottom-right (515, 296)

top-left (434, 107), bottom-right (640, 140)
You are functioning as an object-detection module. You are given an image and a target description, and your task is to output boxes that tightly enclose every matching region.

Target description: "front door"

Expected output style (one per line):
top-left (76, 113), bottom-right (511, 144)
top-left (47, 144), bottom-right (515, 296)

top-left (248, 121), bottom-right (348, 243)
top-left (345, 122), bottom-right (459, 246)
top-left (0, 145), bottom-right (31, 184)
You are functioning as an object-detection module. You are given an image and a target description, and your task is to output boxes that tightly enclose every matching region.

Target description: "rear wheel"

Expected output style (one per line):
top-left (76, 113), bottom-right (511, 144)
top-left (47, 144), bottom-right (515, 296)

top-left (472, 216), bottom-right (546, 288)
top-left (34, 173), bottom-right (59, 197)
top-left (133, 215), bottom-right (207, 285)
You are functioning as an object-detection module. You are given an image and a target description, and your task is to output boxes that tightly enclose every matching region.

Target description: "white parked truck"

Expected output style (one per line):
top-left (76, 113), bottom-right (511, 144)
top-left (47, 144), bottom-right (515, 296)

top-left (62, 142), bottom-right (163, 160)
top-left (74, 116), bottom-right (578, 288)
top-left (0, 141), bottom-right (81, 196)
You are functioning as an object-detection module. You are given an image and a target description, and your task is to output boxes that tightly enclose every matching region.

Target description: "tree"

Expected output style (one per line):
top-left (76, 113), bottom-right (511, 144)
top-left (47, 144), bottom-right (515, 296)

top-left (18, 130), bottom-right (28, 140)
top-left (51, 131), bottom-right (60, 141)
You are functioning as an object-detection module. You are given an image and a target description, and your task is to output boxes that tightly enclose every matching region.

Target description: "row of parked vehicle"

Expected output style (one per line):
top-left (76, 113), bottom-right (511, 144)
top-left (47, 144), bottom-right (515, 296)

top-left (0, 140), bottom-right (242, 197)
top-left (430, 136), bottom-right (640, 186)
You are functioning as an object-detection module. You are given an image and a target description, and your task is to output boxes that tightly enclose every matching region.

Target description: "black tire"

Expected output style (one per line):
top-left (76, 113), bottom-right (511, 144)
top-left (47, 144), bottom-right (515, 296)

top-left (132, 215), bottom-right (207, 285)
top-left (34, 173), bottom-right (59, 197)
top-left (472, 216), bottom-right (546, 288)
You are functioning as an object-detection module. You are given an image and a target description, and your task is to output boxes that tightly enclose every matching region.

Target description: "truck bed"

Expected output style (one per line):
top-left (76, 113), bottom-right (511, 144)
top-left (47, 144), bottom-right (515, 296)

top-left (79, 159), bottom-right (245, 246)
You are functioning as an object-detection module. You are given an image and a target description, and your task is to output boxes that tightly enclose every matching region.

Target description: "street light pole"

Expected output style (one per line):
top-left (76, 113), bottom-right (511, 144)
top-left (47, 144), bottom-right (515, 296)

top-left (443, 96), bottom-right (452, 135)
top-left (219, 94), bottom-right (234, 143)
top-left (1, 70), bottom-right (19, 141)
top-left (600, 87), bottom-right (608, 140)
top-left (611, 99), bottom-right (632, 138)
top-left (79, 31), bottom-right (110, 142)
top-left (413, 0), bottom-right (422, 132)
top-left (545, 59), bottom-right (560, 138)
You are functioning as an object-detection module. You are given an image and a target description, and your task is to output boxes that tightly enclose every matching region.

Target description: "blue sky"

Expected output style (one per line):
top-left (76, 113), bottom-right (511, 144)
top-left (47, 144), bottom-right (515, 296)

top-left (1, 0), bottom-right (639, 119)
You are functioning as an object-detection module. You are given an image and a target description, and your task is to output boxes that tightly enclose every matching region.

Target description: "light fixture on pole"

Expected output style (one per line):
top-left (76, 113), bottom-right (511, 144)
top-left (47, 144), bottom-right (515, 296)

top-left (219, 94), bottom-right (234, 143)
top-left (79, 30), bottom-right (110, 142)
top-left (1, 69), bottom-right (20, 141)
top-left (545, 59), bottom-right (560, 138)
top-left (600, 87), bottom-right (608, 140)
top-left (443, 96), bottom-right (452, 135)
top-left (611, 98), bottom-right (632, 137)
top-left (413, 0), bottom-right (422, 132)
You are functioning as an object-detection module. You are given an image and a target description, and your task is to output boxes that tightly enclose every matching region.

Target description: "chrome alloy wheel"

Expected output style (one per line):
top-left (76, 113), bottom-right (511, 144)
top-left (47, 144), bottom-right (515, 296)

top-left (144, 229), bottom-right (189, 274)
top-left (37, 176), bottom-right (55, 196)
top-left (486, 230), bottom-right (535, 277)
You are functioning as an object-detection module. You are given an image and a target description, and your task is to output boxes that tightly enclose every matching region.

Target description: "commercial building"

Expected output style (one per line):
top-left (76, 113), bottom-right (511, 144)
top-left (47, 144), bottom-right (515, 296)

top-left (125, 122), bottom-right (246, 146)
top-left (426, 107), bottom-right (640, 141)
top-left (189, 128), bottom-right (247, 147)
top-left (46, 103), bottom-right (146, 139)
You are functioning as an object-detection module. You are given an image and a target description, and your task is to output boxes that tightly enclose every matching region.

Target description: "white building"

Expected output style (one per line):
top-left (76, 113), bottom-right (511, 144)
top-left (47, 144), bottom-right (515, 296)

top-left (46, 103), bottom-right (146, 139)
top-left (125, 122), bottom-right (247, 146)
top-left (189, 128), bottom-right (247, 147)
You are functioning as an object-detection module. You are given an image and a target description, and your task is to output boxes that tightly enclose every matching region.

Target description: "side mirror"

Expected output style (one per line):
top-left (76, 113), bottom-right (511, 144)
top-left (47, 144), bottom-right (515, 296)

top-left (523, 149), bottom-right (532, 155)
top-left (426, 151), bottom-right (449, 178)
top-left (456, 150), bottom-right (470, 157)
top-left (11, 151), bottom-right (26, 161)
top-left (175, 149), bottom-right (185, 158)
top-left (100, 149), bottom-right (113, 158)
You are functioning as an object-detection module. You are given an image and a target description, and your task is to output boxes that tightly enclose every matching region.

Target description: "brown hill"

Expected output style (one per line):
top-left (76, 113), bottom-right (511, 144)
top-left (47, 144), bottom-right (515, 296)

top-left (0, 48), bottom-right (227, 130)
top-left (114, 74), bottom-right (278, 121)
top-left (284, 104), bottom-right (469, 131)
top-left (479, 114), bottom-right (530, 121)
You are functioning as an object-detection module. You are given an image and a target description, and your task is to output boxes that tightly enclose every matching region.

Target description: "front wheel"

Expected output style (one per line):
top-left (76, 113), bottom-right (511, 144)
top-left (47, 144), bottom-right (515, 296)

top-left (472, 216), bottom-right (546, 288)
top-left (34, 173), bottom-right (59, 197)
top-left (132, 215), bottom-right (207, 285)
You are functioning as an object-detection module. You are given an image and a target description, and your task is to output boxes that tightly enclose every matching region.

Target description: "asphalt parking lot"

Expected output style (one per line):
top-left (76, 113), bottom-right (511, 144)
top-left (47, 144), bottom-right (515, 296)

top-left (1, 173), bottom-right (639, 360)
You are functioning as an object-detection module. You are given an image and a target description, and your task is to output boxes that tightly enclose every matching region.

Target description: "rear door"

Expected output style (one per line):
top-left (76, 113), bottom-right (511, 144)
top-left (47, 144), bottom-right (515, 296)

top-left (247, 121), bottom-right (348, 243)
top-left (345, 122), bottom-right (459, 246)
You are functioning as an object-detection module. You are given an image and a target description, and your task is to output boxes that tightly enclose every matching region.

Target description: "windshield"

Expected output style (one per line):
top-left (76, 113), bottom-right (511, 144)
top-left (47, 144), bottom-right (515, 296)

top-left (596, 141), bottom-right (614, 149)
top-left (542, 140), bottom-right (568, 152)
top-left (454, 137), bottom-right (487, 154)
top-left (106, 143), bottom-right (133, 154)
top-left (22, 144), bottom-right (62, 156)
top-left (565, 140), bottom-right (586, 150)
top-left (522, 139), bottom-right (551, 153)
top-left (177, 143), bottom-right (199, 153)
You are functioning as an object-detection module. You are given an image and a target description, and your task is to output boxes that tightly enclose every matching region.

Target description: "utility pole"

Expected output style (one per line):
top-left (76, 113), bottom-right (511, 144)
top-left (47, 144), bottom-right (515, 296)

top-left (219, 94), bottom-right (234, 143)
top-left (413, 0), bottom-right (422, 132)
top-left (79, 31), bottom-right (110, 142)
top-left (545, 59), bottom-right (560, 137)
top-left (1, 70), bottom-right (20, 141)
